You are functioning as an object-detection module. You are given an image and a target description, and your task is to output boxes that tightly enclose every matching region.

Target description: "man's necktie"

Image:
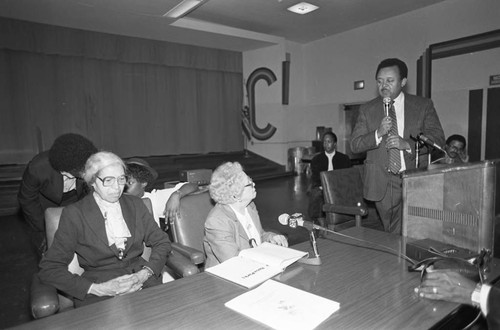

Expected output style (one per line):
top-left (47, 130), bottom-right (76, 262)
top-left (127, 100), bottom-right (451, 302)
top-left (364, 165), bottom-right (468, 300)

top-left (388, 102), bottom-right (401, 174)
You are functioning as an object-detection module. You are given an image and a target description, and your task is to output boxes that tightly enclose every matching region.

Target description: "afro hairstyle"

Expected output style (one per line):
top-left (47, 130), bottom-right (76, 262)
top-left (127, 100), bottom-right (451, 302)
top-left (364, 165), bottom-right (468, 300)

top-left (49, 133), bottom-right (97, 176)
top-left (127, 163), bottom-right (156, 186)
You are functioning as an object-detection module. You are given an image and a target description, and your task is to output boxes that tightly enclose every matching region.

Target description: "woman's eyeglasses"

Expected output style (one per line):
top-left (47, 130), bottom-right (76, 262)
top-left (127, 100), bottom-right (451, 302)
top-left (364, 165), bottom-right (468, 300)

top-left (244, 180), bottom-right (255, 188)
top-left (97, 175), bottom-right (127, 187)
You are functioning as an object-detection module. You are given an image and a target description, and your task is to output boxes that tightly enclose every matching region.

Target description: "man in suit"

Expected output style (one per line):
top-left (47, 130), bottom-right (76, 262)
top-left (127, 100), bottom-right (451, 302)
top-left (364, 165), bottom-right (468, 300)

top-left (308, 131), bottom-right (352, 226)
top-left (350, 58), bottom-right (445, 234)
top-left (18, 133), bottom-right (97, 260)
top-left (416, 270), bottom-right (499, 329)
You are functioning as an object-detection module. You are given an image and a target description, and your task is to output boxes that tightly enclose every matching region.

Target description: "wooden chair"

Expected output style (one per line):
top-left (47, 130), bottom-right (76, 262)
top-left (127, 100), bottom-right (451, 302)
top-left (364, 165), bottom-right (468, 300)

top-left (320, 166), bottom-right (368, 231)
top-left (165, 189), bottom-right (213, 277)
top-left (30, 198), bottom-right (193, 319)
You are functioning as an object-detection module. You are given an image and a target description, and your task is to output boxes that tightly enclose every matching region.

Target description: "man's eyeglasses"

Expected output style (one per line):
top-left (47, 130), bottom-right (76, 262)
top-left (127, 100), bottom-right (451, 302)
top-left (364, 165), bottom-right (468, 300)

top-left (97, 175), bottom-right (127, 187)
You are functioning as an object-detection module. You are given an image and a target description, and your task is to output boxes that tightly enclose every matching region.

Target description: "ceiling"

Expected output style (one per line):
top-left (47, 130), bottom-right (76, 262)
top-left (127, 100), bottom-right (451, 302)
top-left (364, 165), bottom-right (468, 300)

top-left (0, 0), bottom-right (447, 52)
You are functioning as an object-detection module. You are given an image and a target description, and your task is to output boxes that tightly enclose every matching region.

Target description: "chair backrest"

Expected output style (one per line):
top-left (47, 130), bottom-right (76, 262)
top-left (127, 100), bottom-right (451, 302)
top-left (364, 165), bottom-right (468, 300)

top-left (320, 166), bottom-right (365, 226)
top-left (44, 207), bottom-right (83, 275)
top-left (171, 190), bottom-right (214, 252)
top-left (142, 197), bottom-right (153, 215)
top-left (141, 197), bottom-right (153, 261)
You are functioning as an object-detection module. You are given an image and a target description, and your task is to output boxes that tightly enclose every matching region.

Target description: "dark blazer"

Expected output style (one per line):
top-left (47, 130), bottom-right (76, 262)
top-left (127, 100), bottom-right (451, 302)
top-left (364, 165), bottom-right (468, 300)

top-left (487, 285), bottom-right (500, 329)
top-left (18, 151), bottom-right (89, 232)
top-left (310, 151), bottom-right (352, 188)
top-left (204, 202), bottom-right (275, 268)
top-left (350, 93), bottom-right (444, 201)
top-left (38, 193), bottom-right (171, 301)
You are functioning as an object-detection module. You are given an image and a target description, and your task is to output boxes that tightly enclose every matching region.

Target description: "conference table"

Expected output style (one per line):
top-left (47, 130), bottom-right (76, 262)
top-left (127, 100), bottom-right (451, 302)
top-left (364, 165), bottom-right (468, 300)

top-left (17, 227), bottom-right (500, 329)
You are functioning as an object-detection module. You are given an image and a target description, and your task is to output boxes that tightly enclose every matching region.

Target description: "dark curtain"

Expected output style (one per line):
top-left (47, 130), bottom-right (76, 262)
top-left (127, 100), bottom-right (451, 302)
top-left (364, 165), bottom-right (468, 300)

top-left (0, 18), bottom-right (243, 164)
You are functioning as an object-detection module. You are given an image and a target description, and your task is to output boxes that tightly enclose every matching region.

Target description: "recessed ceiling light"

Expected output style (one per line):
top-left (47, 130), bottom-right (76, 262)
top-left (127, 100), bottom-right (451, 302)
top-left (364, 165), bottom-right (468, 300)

top-left (287, 2), bottom-right (319, 15)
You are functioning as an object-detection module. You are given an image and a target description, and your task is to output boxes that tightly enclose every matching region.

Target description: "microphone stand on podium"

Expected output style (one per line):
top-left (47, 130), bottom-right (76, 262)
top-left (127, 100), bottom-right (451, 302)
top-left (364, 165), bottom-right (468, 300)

top-left (410, 135), bottom-right (425, 167)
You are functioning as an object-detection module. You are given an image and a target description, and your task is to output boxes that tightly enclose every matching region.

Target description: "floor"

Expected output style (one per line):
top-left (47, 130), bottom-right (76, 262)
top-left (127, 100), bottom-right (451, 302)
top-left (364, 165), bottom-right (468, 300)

top-left (0, 173), bottom-right (383, 329)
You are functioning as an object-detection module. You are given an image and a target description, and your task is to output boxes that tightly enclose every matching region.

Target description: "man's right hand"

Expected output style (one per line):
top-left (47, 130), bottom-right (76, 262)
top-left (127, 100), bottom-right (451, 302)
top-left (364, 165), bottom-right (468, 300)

top-left (376, 116), bottom-right (392, 139)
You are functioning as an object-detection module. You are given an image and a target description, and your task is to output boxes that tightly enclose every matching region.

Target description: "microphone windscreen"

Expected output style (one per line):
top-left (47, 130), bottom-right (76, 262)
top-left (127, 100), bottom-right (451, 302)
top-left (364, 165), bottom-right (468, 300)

top-left (278, 213), bottom-right (290, 225)
top-left (383, 97), bottom-right (391, 105)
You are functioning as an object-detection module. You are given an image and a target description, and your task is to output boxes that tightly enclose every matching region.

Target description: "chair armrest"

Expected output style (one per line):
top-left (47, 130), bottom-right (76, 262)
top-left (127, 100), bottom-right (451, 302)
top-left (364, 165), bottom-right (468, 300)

top-left (30, 274), bottom-right (59, 319)
top-left (171, 242), bottom-right (206, 265)
top-left (166, 250), bottom-right (200, 278)
top-left (322, 204), bottom-right (368, 217)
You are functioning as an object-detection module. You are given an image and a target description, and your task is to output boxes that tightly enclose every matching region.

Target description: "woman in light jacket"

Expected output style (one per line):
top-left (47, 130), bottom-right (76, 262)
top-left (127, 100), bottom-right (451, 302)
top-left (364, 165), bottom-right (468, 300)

top-left (203, 162), bottom-right (287, 267)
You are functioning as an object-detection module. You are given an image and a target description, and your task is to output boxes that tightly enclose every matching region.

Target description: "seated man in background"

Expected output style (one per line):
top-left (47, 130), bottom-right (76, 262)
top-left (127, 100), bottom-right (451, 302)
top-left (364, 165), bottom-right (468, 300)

top-left (18, 133), bottom-right (97, 261)
top-left (124, 158), bottom-right (198, 229)
top-left (432, 134), bottom-right (469, 165)
top-left (308, 131), bottom-right (352, 228)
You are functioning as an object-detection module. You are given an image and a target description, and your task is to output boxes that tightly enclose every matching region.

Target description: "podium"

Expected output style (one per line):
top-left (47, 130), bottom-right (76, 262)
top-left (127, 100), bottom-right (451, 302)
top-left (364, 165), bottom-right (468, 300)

top-left (402, 160), bottom-right (500, 256)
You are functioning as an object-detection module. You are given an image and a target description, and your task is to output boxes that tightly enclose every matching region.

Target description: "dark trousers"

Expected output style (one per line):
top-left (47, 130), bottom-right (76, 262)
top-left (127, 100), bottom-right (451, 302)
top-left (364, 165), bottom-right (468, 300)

top-left (24, 224), bottom-right (47, 263)
top-left (374, 174), bottom-right (402, 234)
top-left (308, 187), bottom-right (324, 221)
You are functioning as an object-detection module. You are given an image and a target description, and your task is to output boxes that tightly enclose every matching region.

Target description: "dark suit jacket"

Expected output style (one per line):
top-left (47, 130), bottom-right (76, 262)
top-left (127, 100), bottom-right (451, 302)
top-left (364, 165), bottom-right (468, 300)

top-left (38, 193), bottom-right (171, 301)
top-left (203, 202), bottom-right (275, 268)
top-left (310, 151), bottom-right (352, 188)
top-left (487, 285), bottom-right (500, 329)
top-left (350, 93), bottom-right (444, 201)
top-left (18, 151), bottom-right (89, 232)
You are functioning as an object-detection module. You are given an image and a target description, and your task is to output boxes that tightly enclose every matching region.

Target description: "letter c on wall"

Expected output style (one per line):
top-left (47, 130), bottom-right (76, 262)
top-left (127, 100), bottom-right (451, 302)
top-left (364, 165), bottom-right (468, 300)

top-left (246, 67), bottom-right (277, 141)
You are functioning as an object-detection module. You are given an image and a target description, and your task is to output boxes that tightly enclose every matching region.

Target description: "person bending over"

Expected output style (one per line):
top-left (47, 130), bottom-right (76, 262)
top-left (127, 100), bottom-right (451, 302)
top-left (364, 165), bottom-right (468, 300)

top-left (18, 133), bottom-right (97, 260)
top-left (38, 151), bottom-right (171, 307)
top-left (203, 162), bottom-right (288, 267)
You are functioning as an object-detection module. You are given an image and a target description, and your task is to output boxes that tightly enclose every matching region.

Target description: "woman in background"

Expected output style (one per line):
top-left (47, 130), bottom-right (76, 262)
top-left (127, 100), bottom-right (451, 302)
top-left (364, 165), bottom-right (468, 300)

top-left (203, 162), bottom-right (288, 267)
top-left (38, 151), bottom-right (171, 307)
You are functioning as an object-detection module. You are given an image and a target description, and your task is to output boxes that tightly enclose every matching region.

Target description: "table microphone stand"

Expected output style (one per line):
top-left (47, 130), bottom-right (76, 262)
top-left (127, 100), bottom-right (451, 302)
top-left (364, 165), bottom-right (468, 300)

top-left (298, 230), bottom-right (322, 265)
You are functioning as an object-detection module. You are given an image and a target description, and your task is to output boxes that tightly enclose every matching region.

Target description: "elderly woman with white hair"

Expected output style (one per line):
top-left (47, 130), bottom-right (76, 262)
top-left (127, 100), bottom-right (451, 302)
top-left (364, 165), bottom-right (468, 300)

top-left (203, 162), bottom-right (288, 267)
top-left (38, 151), bottom-right (171, 307)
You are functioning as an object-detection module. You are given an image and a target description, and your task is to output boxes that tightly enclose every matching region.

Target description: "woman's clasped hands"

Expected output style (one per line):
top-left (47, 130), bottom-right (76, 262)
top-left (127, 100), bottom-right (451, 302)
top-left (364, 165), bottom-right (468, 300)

top-left (89, 269), bottom-right (151, 297)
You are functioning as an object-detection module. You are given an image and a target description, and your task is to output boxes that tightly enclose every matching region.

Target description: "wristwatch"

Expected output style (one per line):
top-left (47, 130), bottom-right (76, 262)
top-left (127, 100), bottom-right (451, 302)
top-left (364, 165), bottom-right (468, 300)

top-left (471, 282), bottom-right (482, 308)
top-left (142, 266), bottom-right (154, 279)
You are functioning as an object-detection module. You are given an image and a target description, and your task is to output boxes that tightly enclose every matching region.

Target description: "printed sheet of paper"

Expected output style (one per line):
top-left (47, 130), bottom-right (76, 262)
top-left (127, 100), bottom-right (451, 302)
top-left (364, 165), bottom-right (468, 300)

top-left (225, 280), bottom-right (340, 330)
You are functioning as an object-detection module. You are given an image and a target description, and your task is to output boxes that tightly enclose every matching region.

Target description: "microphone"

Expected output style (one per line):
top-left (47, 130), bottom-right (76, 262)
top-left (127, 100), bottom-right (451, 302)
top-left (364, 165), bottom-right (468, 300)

top-left (279, 213), bottom-right (322, 265)
top-left (278, 212), bottom-right (417, 266)
top-left (383, 97), bottom-right (392, 117)
top-left (417, 133), bottom-right (446, 153)
top-left (278, 213), bottom-right (327, 232)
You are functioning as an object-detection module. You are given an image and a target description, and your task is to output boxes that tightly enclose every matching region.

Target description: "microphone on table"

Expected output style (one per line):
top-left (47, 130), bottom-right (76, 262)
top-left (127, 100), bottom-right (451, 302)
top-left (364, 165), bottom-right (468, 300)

top-left (383, 97), bottom-right (392, 117)
top-left (278, 213), bottom-right (417, 266)
top-left (278, 213), bottom-right (323, 265)
top-left (417, 133), bottom-right (446, 154)
top-left (278, 213), bottom-right (326, 232)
